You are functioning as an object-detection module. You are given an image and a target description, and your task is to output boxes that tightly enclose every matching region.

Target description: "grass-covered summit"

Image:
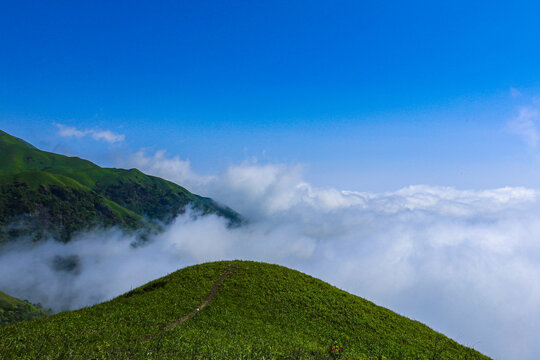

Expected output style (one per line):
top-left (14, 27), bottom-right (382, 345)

top-left (0, 261), bottom-right (491, 359)
top-left (0, 129), bottom-right (241, 243)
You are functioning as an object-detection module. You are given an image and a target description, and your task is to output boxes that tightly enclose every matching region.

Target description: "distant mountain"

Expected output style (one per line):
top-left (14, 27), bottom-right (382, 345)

top-left (0, 290), bottom-right (48, 326)
top-left (0, 261), bottom-right (491, 359)
top-left (0, 130), bottom-right (241, 243)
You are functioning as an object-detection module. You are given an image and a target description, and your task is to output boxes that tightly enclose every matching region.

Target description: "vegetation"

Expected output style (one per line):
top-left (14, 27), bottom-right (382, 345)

top-left (0, 172), bottom-right (142, 242)
top-left (0, 130), bottom-right (241, 243)
top-left (0, 291), bottom-right (48, 326)
top-left (0, 261), bottom-right (491, 359)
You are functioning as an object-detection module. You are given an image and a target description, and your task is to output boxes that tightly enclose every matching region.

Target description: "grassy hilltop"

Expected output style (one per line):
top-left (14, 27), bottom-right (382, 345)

top-left (0, 261), bottom-right (491, 360)
top-left (0, 130), bottom-right (240, 243)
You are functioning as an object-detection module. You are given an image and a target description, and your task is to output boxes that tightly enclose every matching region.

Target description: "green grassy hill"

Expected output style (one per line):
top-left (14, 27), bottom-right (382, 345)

top-left (0, 261), bottom-right (490, 359)
top-left (0, 130), bottom-right (241, 243)
top-left (0, 290), bottom-right (48, 326)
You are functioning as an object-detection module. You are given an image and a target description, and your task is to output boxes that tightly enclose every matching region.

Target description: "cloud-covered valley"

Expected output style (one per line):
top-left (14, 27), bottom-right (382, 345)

top-left (2, 151), bottom-right (540, 360)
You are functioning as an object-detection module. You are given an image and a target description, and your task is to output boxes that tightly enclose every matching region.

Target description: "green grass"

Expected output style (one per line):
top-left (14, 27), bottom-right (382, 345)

top-left (0, 172), bottom-right (142, 242)
top-left (0, 261), bottom-right (491, 359)
top-left (0, 129), bottom-right (241, 243)
top-left (0, 291), bottom-right (48, 326)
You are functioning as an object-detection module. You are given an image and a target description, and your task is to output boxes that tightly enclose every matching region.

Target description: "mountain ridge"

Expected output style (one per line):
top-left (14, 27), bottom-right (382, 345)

top-left (0, 129), bottom-right (241, 243)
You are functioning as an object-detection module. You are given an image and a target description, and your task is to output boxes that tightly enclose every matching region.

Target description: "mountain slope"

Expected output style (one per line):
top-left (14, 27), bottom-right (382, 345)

top-left (0, 261), bottom-right (490, 359)
top-left (0, 171), bottom-right (143, 242)
top-left (0, 130), bottom-right (241, 242)
top-left (0, 290), bottom-right (48, 326)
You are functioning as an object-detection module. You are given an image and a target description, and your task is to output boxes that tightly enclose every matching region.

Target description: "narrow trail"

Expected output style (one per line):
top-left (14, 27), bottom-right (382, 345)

top-left (146, 264), bottom-right (237, 340)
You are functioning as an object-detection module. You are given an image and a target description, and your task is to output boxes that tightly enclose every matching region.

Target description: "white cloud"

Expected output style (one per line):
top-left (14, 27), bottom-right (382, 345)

top-left (56, 124), bottom-right (87, 138)
top-left (507, 106), bottom-right (540, 148)
top-left (4, 153), bottom-right (540, 359)
top-left (54, 123), bottom-right (125, 143)
top-left (119, 149), bottom-right (212, 190)
top-left (90, 129), bottom-right (125, 143)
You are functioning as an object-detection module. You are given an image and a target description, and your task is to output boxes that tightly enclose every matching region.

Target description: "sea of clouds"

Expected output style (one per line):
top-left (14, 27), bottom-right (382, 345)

top-left (1, 151), bottom-right (540, 360)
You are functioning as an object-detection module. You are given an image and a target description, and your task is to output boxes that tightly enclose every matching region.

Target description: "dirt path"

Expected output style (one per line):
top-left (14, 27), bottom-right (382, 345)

top-left (147, 264), bottom-right (237, 339)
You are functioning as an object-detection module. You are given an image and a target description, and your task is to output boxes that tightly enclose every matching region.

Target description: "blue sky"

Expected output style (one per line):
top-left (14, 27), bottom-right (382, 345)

top-left (2, 1), bottom-right (540, 191)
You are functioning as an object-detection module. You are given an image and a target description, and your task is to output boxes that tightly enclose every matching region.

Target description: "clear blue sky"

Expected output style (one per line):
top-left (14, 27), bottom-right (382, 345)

top-left (2, 1), bottom-right (540, 191)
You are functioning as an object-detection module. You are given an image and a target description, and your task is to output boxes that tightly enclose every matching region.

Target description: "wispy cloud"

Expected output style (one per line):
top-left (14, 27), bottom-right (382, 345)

top-left (507, 106), bottom-right (540, 148)
top-left (510, 87), bottom-right (522, 98)
top-left (54, 123), bottom-right (125, 143)
top-left (120, 149), bottom-right (213, 190)
top-left (90, 129), bottom-right (125, 143)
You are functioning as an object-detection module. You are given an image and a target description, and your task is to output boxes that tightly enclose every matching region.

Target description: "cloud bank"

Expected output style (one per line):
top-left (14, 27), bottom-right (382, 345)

top-left (2, 154), bottom-right (540, 360)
